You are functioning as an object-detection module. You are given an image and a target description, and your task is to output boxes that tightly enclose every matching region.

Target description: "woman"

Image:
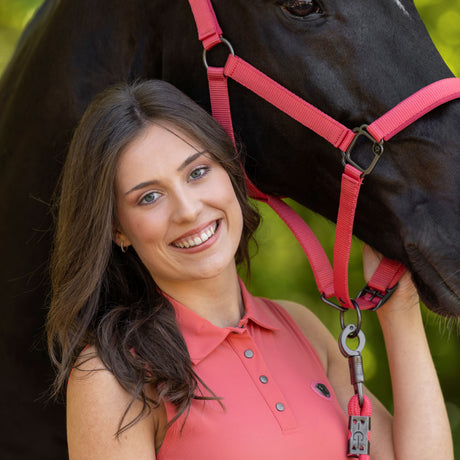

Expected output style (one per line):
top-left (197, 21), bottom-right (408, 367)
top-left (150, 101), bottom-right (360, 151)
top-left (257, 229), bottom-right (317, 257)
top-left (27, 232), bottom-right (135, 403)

top-left (47, 80), bottom-right (453, 459)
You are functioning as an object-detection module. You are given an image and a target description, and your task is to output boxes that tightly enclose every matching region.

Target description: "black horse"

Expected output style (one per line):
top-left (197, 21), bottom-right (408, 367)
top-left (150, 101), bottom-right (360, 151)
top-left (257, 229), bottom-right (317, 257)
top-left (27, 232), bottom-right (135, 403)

top-left (1, 1), bottom-right (459, 457)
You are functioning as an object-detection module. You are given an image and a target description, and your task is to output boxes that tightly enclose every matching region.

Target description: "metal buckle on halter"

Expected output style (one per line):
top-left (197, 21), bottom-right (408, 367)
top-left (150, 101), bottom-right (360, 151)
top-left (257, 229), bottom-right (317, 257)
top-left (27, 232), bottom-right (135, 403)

top-left (357, 283), bottom-right (398, 311)
top-left (342, 124), bottom-right (384, 176)
top-left (202, 37), bottom-right (235, 69)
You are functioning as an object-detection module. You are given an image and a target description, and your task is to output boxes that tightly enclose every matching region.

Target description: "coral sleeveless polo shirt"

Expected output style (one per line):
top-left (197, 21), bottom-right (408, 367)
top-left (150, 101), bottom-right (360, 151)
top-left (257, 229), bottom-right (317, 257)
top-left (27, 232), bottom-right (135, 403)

top-left (158, 281), bottom-right (348, 459)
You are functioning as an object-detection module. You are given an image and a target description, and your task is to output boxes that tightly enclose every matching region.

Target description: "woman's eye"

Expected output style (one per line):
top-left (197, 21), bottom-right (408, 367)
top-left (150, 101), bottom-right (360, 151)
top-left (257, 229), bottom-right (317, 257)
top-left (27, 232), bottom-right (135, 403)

top-left (139, 191), bottom-right (160, 205)
top-left (189, 166), bottom-right (209, 181)
top-left (281, 0), bottom-right (322, 17)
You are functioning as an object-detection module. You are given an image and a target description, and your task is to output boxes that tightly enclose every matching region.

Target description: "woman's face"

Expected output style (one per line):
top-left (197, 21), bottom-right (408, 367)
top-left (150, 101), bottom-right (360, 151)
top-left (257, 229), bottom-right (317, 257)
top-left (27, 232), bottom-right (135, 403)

top-left (114, 122), bottom-right (243, 291)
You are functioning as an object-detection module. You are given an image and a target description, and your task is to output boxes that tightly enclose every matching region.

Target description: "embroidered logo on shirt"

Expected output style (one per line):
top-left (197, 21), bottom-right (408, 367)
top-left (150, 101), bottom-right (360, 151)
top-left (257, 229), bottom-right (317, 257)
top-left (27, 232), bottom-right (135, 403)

top-left (311, 381), bottom-right (332, 400)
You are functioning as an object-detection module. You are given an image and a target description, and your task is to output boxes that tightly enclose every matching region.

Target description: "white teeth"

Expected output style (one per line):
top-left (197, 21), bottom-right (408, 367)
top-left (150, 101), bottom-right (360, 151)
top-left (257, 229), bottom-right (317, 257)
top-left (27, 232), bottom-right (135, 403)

top-left (172, 222), bottom-right (217, 248)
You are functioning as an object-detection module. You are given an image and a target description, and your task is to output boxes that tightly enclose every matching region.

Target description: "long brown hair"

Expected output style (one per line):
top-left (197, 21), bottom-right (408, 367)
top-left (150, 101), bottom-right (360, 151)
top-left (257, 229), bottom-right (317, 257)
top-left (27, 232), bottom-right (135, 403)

top-left (47, 80), bottom-right (260, 434)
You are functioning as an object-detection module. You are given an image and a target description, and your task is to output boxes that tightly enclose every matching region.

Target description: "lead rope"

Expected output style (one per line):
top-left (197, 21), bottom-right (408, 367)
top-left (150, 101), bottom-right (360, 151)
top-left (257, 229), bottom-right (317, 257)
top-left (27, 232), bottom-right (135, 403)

top-left (187, 1), bottom-right (460, 457)
top-left (338, 307), bottom-right (372, 458)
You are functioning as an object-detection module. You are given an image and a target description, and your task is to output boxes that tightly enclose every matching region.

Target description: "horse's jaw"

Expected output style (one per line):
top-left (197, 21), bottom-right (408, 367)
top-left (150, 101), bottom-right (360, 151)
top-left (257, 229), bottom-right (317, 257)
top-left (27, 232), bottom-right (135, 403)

top-left (401, 198), bottom-right (460, 317)
top-left (353, 125), bottom-right (460, 317)
top-left (406, 242), bottom-right (460, 318)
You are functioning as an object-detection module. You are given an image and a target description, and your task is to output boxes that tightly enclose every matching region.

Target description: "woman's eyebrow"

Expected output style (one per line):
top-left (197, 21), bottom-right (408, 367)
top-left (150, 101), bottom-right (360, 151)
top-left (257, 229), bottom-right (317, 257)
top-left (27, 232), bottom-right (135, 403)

top-left (124, 151), bottom-right (208, 196)
top-left (176, 150), bottom-right (207, 172)
top-left (125, 179), bottom-right (159, 196)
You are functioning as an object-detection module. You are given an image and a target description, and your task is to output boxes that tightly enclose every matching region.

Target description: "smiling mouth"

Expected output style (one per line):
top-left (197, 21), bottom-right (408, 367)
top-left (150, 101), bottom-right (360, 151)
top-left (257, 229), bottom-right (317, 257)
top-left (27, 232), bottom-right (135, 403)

top-left (171, 221), bottom-right (218, 249)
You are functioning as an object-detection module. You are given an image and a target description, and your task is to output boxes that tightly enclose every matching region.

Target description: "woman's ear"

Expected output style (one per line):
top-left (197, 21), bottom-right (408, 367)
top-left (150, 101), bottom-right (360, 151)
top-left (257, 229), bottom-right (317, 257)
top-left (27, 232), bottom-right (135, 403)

top-left (113, 228), bottom-right (131, 252)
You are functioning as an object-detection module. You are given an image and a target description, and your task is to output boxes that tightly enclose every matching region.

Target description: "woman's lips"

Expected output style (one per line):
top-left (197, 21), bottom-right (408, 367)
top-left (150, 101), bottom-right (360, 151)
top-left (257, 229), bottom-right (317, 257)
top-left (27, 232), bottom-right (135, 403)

top-left (171, 221), bottom-right (219, 249)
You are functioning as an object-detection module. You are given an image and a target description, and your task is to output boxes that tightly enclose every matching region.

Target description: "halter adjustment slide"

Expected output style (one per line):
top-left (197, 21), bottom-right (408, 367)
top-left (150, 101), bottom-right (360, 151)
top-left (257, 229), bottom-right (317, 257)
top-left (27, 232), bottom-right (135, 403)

top-left (357, 283), bottom-right (399, 311)
top-left (342, 124), bottom-right (384, 176)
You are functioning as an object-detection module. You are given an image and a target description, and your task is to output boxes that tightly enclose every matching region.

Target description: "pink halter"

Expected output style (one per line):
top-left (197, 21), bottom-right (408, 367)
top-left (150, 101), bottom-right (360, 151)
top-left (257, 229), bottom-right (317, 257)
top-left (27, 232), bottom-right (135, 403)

top-left (187, 0), bottom-right (460, 313)
top-left (186, 2), bottom-right (460, 456)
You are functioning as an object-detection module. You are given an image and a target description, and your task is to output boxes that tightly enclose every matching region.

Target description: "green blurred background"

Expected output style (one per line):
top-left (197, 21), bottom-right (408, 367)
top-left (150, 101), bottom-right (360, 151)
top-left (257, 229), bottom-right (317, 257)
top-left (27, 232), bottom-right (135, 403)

top-left (1, 0), bottom-right (459, 454)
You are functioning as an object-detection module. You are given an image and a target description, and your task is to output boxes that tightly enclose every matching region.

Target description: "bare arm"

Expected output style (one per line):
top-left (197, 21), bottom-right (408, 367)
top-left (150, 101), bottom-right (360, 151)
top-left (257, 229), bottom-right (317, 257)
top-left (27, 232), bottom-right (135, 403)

top-left (277, 244), bottom-right (453, 460)
top-left (67, 347), bottom-right (158, 460)
top-left (279, 299), bottom-right (395, 457)
top-left (363, 245), bottom-right (453, 459)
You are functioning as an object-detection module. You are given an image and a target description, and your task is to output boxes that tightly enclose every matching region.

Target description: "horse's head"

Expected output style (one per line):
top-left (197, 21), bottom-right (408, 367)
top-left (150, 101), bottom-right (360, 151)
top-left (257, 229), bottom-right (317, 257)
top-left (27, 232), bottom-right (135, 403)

top-left (167, 0), bottom-right (459, 316)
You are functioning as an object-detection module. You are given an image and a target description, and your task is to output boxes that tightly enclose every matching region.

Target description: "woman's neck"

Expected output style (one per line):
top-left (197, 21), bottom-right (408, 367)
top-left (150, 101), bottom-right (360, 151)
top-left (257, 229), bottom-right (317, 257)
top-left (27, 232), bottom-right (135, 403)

top-left (157, 266), bottom-right (244, 328)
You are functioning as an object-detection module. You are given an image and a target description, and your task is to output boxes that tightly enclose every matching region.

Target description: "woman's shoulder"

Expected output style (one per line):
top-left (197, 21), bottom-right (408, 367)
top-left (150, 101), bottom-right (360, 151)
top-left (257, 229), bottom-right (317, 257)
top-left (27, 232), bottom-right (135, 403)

top-left (67, 345), bottom-right (159, 459)
top-left (67, 345), bottom-right (114, 399)
top-left (268, 299), bottom-right (337, 372)
top-left (71, 344), bottom-right (103, 370)
top-left (67, 345), bottom-right (142, 442)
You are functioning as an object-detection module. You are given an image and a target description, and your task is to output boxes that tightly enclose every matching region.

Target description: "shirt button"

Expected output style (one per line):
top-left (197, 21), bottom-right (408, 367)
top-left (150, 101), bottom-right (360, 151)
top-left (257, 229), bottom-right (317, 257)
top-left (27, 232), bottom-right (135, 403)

top-left (244, 349), bottom-right (254, 359)
top-left (276, 403), bottom-right (285, 412)
top-left (259, 375), bottom-right (268, 384)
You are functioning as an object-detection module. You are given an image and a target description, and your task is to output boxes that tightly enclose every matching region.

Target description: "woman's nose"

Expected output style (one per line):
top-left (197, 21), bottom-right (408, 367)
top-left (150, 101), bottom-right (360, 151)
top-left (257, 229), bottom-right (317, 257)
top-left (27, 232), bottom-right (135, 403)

top-left (171, 189), bottom-right (202, 223)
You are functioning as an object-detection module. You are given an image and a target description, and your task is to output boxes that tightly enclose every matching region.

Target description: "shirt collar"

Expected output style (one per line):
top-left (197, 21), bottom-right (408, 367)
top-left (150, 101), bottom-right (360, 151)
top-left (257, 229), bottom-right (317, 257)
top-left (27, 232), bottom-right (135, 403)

top-left (164, 278), bottom-right (279, 365)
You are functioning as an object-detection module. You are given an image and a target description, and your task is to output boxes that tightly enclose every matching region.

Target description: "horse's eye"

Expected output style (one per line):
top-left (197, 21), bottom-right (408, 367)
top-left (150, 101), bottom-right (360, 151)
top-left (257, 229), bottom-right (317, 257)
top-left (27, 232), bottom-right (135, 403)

top-left (281, 0), bottom-right (322, 17)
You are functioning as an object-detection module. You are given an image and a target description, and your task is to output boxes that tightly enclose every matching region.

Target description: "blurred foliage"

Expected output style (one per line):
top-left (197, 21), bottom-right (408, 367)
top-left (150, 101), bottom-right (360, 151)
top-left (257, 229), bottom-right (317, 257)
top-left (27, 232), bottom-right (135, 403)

top-left (1, 0), bottom-right (459, 454)
top-left (0, 0), bottom-right (42, 71)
